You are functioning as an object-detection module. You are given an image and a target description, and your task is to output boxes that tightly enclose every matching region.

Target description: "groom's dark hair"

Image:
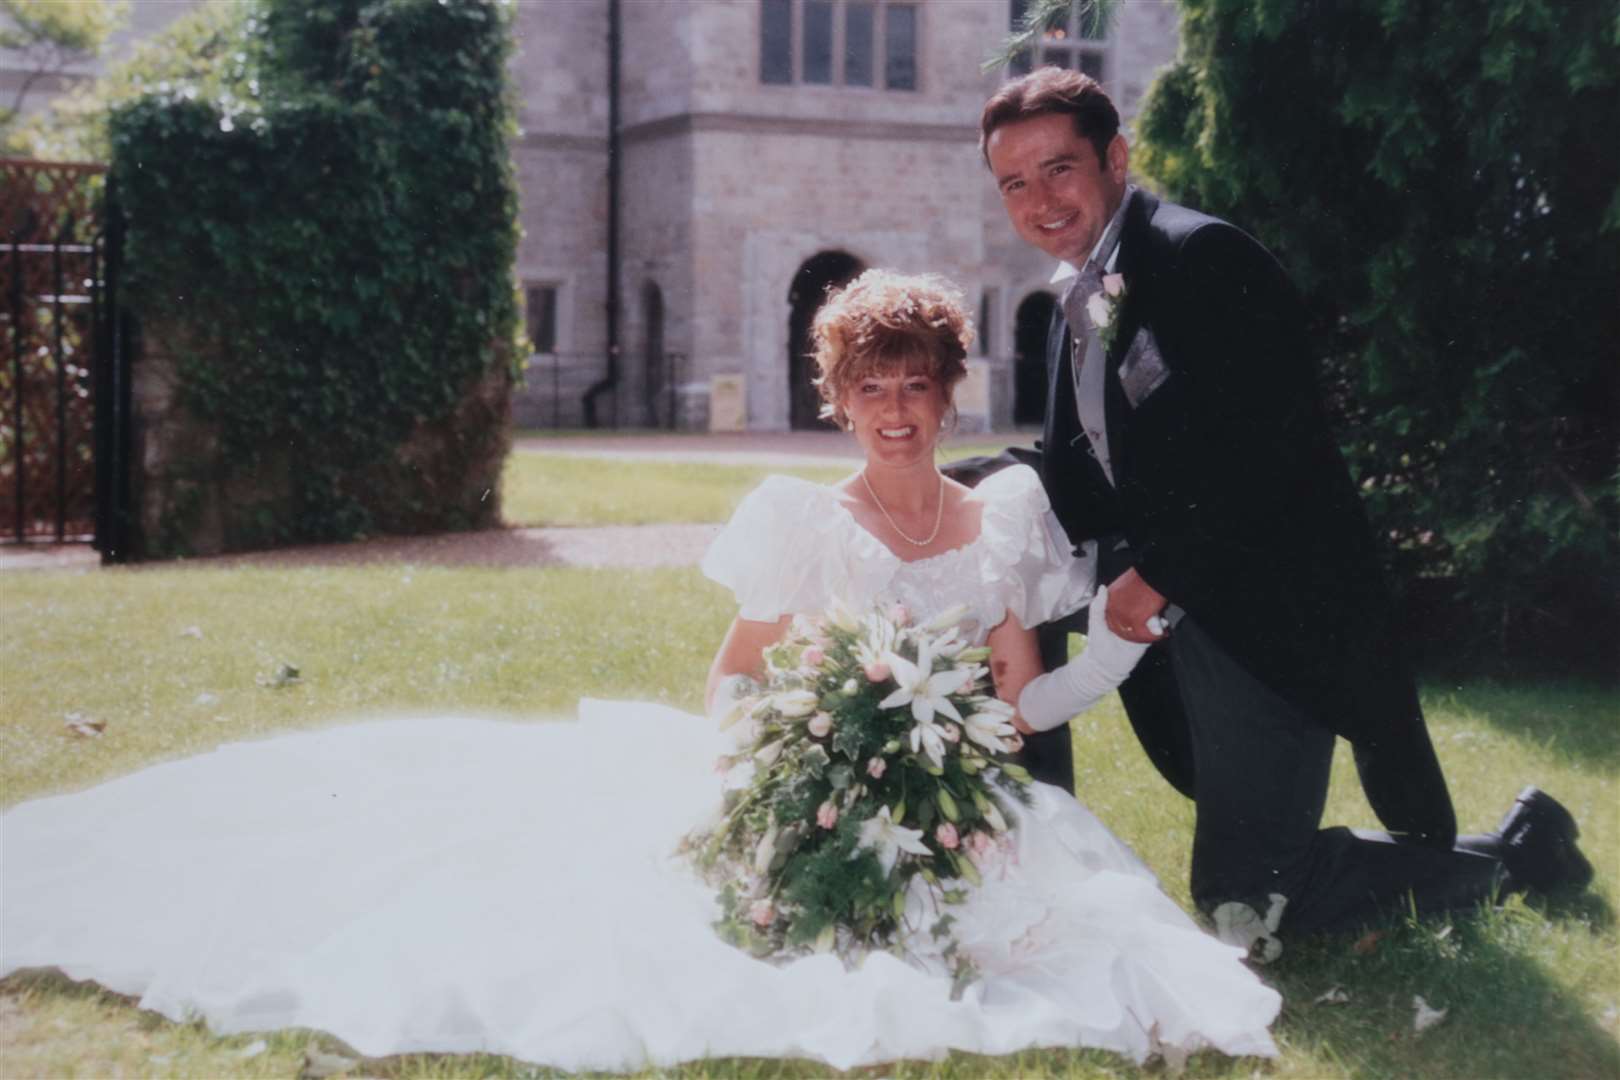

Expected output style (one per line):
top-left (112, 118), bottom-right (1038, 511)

top-left (979, 67), bottom-right (1120, 167)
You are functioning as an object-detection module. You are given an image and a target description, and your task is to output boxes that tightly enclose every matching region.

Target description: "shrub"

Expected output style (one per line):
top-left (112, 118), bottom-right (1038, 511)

top-left (109, 0), bottom-right (520, 551)
top-left (1134, 0), bottom-right (1620, 673)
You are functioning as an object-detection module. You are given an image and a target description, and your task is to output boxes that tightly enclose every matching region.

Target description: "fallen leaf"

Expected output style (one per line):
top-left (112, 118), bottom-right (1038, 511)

top-left (195, 692), bottom-right (220, 706)
top-left (1314, 985), bottom-right (1351, 1005)
top-left (258, 662), bottom-right (302, 688)
top-left (1352, 929), bottom-right (1385, 955)
top-left (237, 1039), bottom-right (268, 1059)
top-left (1413, 994), bottom-right (1448, 1034)
top-left (179, 626), bottom-right (203, 639)
top-left (1145, 1022), bottom-right (1189, 1078)
top-left (63, 712), bottom-right (105, 738)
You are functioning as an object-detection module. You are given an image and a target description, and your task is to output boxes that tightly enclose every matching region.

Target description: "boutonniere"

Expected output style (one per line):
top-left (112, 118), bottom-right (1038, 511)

top-left (1084, 273), bottom-right (1127, 352)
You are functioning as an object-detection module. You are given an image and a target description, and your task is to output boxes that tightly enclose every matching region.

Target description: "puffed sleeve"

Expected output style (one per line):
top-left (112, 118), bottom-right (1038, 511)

top-left (975, 464), bottom-right (1096, 627)
top-left (701, 476), bottom-right (859, 622)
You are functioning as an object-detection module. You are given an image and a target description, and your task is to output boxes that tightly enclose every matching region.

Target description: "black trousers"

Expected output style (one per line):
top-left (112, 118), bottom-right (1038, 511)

top-left (1167, 616), bottom-right (1503, 934)
top-left (1013, 615), bottom-right (1082, 793)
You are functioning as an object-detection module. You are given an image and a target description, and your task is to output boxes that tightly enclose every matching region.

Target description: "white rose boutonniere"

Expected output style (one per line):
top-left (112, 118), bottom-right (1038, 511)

top-left (1085, 273), bottom-right (1127, 352)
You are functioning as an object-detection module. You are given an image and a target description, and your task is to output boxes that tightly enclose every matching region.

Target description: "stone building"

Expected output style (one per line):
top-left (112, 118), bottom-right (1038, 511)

top-left (4, 0), bottom-right (1180, 432)
top-left (511, 0), bottom-right (1178, 432)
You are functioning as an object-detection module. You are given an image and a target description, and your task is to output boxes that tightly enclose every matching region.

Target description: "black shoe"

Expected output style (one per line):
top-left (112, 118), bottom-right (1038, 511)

top-left (1495, 786), bottom-right (1594, 895)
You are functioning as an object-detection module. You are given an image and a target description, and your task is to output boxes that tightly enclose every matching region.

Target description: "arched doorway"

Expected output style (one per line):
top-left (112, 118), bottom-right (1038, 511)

top-left (641, 282), bottom-right (666, 426)
top-left (1013, 290), bottom-right (1056, 426)
top-left (788, 251), bottom-right (863, 430)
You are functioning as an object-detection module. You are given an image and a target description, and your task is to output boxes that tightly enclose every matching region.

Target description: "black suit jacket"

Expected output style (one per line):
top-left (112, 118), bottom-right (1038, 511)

top-left (1037, 189), bottom-right (1453, 842)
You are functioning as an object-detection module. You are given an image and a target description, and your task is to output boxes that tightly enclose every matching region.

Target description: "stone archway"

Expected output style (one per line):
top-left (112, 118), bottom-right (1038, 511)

top-left (1013, 290), bottom-right (1056, 426)
top-left (787, 251), bottom-right (863, 430)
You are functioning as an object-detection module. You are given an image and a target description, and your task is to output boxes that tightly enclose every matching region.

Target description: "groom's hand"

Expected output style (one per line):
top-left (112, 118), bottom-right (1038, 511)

top-left (1104, 569), bottom-right (1168, 644)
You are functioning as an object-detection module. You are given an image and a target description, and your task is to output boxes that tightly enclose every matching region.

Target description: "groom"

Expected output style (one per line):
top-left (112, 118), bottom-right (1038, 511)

top-left (975, 67), bottom-right (1591, 944)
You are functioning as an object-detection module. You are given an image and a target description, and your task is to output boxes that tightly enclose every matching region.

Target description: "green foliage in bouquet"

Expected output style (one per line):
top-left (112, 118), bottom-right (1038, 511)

top-left (685, 602), bottom-right (1034, 995)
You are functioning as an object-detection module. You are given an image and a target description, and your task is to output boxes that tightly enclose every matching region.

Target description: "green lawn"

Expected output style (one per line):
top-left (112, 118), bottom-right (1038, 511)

top-left (500, 454), bottom-right (851, 526)
top-left (1, 561), bottom-right (1615, 1078)
top-left (499, 439), bottom-right (1034, 527)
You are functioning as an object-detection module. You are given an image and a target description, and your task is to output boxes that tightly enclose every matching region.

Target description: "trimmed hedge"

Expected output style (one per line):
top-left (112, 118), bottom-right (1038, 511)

top-left (109, 0), bottom-right (520, 551)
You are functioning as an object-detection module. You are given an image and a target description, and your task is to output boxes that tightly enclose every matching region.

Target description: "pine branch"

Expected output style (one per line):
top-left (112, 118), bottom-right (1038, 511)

top-left (981, 0), bottom-right (1120, 73)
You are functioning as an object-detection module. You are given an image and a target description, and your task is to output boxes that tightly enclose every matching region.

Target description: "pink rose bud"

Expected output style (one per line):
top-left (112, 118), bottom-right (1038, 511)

top-left (863, 661), bottom-right (891, 683)
top-left (803, 646), bottom-right (825, 667)
top-left (941, 723), bottom-right (961, 743)
top-left (748, 899), bottom-right (774, 927)
top-left (935, 822), bottom-right (960, 850)
top-left (890, 604), bottom-right (911, 626)
top-left (816, 800), bottom-right (839, 829)
top-left (866, 756), bottom-right (887, 779)
top-left (1103, 273), bottom-right (1125, 298)
top-left (808, 712), bottom-right (833, 738)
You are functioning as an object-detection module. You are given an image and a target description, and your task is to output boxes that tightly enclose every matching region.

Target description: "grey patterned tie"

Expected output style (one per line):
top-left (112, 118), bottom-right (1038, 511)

top-left (1061, 260), bottom-right (1114, 485)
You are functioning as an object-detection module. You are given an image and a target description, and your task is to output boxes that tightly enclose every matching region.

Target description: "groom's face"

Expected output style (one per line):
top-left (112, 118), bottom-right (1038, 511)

top-left (987, 113), bottom-right (1128, 264)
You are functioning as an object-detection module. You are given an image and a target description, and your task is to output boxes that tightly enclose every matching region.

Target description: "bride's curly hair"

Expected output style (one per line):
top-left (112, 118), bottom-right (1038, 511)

top-left (811, 269), bottom-right (975, 428)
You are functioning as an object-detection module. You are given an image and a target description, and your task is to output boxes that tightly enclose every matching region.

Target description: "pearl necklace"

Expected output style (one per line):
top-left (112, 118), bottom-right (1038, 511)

top-left (860, 469), bottom-right (945, 547)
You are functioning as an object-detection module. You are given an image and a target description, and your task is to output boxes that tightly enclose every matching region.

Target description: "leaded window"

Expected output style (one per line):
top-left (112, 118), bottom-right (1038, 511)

top-left (759, 0), bottom-right (919, 91)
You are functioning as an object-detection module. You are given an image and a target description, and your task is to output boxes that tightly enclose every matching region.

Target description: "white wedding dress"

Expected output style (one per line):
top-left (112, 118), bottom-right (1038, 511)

top-left (1, 466), bottom-right (1280, 1070)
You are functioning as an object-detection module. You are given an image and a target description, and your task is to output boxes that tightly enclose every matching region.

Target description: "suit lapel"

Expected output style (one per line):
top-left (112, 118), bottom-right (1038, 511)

top-left (1103, 189), bottom-right (1159, 482)
top-left (1041, 305), bottom-right (1070, 462)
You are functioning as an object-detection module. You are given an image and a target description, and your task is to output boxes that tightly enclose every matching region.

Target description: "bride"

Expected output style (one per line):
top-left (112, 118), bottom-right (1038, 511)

top-left (0, 271), bottom-right (1280, 1071)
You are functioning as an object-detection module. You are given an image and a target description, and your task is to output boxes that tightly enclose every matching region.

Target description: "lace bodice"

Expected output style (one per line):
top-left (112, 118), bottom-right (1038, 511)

top-left (702, 464), bottom-right (1095, 643)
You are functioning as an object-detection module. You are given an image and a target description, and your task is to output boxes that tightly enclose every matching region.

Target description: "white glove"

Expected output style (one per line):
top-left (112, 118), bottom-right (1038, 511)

top-left (1016, 585), bottom-right (1152, 732)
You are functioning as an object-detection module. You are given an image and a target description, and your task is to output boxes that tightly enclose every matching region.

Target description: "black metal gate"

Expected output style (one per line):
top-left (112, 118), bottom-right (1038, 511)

top-left (1, 158), bottom-right (130, 560)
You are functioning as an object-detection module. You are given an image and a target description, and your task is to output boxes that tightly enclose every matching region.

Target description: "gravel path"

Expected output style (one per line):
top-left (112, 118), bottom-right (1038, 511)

top-left (0, 524), bottom-right (723, 574)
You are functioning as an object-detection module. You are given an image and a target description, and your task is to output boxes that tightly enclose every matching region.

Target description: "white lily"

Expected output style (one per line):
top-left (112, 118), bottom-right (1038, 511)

top-left (854, 806), bottom-right (932, 876)
top-left (922, 603), bottom-right (972, 633)
top-left (824, 596), bottom-right (861, 633)
top-left (910, 716), bottom-right (949, 769)
top-left (981, 799), bottom-right (1009, 832)
top-left (771, 689), bottom-right (819, 718)
top-left (931, 630), bottom-right (969, 660)
top-left (853, 613), bottom-right (897, 667)
top-left (961, 700), bottom-right (1019, 754)
top-left (753, 824), bottom-right (780, 875)
top-left (879, 639), bottom-right (970, 725)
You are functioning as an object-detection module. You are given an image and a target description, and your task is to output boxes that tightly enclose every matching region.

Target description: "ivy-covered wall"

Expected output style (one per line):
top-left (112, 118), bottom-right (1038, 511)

top-left (109, 0), bottom-right (520, 556)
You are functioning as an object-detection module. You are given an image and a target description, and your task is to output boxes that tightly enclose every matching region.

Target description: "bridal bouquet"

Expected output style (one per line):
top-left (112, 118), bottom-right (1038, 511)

top-left (684, 600), bottom-right (1033, 995)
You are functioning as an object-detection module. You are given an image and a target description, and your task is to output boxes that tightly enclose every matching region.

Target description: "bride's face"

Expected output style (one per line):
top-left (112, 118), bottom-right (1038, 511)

top-left (842, 367), bottom-right (949, 468)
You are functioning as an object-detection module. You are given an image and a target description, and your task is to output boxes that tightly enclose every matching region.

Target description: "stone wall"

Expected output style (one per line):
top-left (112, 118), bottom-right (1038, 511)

top-left (508, 0), bottom-right (1181, 432)
top-left (129, 330), bottom-right (511, 559)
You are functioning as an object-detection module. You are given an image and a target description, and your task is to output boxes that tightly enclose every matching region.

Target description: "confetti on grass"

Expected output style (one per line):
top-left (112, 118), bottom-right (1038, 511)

top-left (63, 713), bottom-right (105, 738)
top-left (1413, 994), bottom-right (1449, 1034)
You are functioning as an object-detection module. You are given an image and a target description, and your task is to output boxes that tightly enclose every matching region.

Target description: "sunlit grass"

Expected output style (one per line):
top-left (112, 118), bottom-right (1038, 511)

top-left (0, 565), bottom-right (730, 802)
top-left (2, 565), bottom-right (1616, 1078)
top-left (499, 439), bottom-right (1036, 527)
top-left (500, 453), bottom-right (851, 526)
